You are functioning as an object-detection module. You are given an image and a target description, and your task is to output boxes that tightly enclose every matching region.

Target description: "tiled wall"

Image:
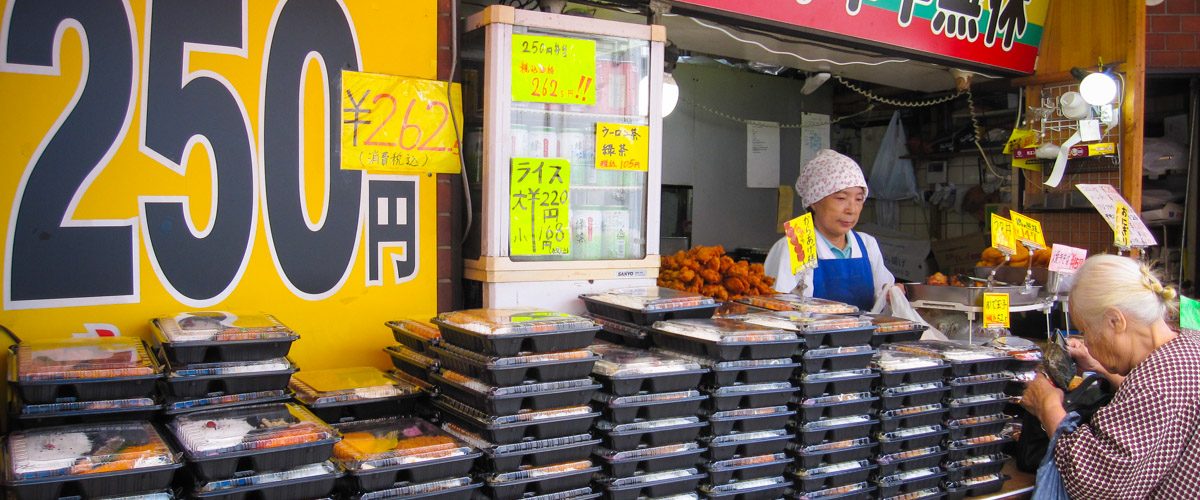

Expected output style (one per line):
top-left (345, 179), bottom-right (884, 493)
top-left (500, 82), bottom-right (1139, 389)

top-left (859, 155), bottom-right (994, 240)
top-left (1147, 0), bottom-right (1200, 69)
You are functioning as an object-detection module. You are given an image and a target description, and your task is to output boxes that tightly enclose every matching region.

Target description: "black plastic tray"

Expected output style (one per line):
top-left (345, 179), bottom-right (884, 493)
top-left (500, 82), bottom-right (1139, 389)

top-left (707, 386), bottom-right (798, 412)
top-left (191, 465), bottom-right (341, 500)
top-left (648, 329), bottom-right (801, 361)
top-left (581, 295), bottom-right (718, 325)
top-left (484, 464), bottom-right (600, 500)
top-left (948, 379), bottom-right (1011, 399)
top-left (790, 440), bottom-right (875, 470)
top-left (384, 345), bottom-right (438, 378)
top-left (796, 419), bottom-right (876, 446)
top-left (429, 344), bottom-right (598, 386)
top-left (790, 483), bottom-right (877, 499)
top-left (705, 408), bottom-right (796, 435)
top-left (163, 390), bottom-right (294, 416)
top-left (946, 436), bottom-right (1013, 461)
top-left (432, 397), bottom-right (599, 445)
top-left (477, 437), bottom-right (601, 473)
top-left (876, 365), bottom-right (947, 388)
top-left (431, 372), bottom-right (599, 416)
top-left (944, 455), bottom-right (1008, 482)
top-left (598, 445), bottom-right (708, 477)
top-left (347, 480), bottom-right (484, 500)
top-left (343, 450), bottom-right (481, 492)
top-left (156, 336), bottom-right (297, 366)
top-left (599, 471), bottom-right (707, 500)
top-left (878, 385), bottom-right (949, 410)
top-left (594, 368), bottom-right (708, 397)
top-left (946, 398), bottom-right (1010, 420)
top-left (701, 478), bottom-right (791, 500)
top-left (877, 407), bottom-right (948, 433)
top-left (876, 472), bottom-right (945, 499)
top-left (875, 450), bottom-right (947, 477)
top-left (179, 436), bottom-right (339, 482)
top-left (796, 395), bottom-right (877, 421)
top-left (702, 432), bottom-right (793, 461)
top-left (876, 429), bottom-right (949, 455)
top-left (799, 348), bottom-right (875, 374)
top-left (600, 392), bottom-right (708, 424)
top-left (947, 415), bottom-right (1013, 440)
top-left (791, 463), bottom-right (876, 492)
top-left (706, 360), bottom-right (800, 386)
top-left (385, 321), bottom-right (440, 352)
top-left (12, 400), bottom-right (163, 428)
top-left (798, 372), bottom-right (879, 399)
top-left (4, 462), bottom-right (182, 500)
top-left (432, 318), bottom-right (598, 357)
top-left (704, 455), bottom-right (790, 485)
top-left (596, 419), bottom-right (707, 451)
top-left (163, 366), bottom-right (295, 399)
top-left (944, 474), bottom-right (1008, 500)
top-left (946, 358), bottom-right (1010, 378)
top-left (795, 326), bottom-right (875, 349)
top-left (15, 373), bottom-right (162, 405)
top-left (589, 314), bottom-right (652, 347)
top-left (305, 392), bottom-right (426, 424)
top-left (869, 329), bottom-right (924, 348)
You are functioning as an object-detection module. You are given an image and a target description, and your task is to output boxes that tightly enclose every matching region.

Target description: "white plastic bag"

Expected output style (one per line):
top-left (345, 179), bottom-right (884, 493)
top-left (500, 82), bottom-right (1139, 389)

top-left (871, 284), bottom-right (949, 341)
top-left (868, 111), bottom-right (921, 229)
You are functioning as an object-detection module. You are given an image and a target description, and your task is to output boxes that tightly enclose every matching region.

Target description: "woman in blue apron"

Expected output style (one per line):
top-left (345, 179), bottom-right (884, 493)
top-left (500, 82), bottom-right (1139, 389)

top-left (765, 149), bottom-right (896, 311)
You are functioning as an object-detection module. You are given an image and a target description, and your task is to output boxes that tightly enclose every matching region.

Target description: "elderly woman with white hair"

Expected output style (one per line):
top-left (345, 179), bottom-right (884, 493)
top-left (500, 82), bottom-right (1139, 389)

top-left (765, 149), bottom-right (896, 310)
top-left (1021, 254), bottom-right (1198, 499)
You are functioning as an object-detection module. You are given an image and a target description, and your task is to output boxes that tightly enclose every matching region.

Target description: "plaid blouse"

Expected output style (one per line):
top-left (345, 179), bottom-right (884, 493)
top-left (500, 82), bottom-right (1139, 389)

top-left (1055, 330), bottom-right (1200, 499)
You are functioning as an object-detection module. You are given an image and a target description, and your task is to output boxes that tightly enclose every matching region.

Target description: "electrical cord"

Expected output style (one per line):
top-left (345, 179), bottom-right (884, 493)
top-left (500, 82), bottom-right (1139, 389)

top-left (678, 95), bottom-right (875, 128)
top-left (674, 14), bottom-right (913, 68)
top-left (833, 73), bottom-right (963, 107)
top-left (448, 0), bottom-right (473, 245)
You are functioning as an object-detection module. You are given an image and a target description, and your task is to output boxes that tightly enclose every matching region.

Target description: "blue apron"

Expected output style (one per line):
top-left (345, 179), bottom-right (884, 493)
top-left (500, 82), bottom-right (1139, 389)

top-left (812, 232), bottom-right (876, 311)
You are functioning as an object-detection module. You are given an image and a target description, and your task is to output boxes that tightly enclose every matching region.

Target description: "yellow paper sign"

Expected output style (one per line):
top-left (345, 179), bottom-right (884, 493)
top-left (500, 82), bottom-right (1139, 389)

top-left (1115, 203), bottom-right (1132, 248)
top-left (510, 158), bottom-right (571, 256)
top-left (595, 123), bottom-right (649, 171)
top-left (1003, 129), bottom-right (1036, 154)
top-left (983, 292), bottom-right (1011, 328)
top-left (990, 213), bottom-right (1017, 255)
top-left (776, 186), bottom-right (794, 234)
top-left (784, 213), bottom-right (818, 274)
top-left (511, 34), bottom-right (596, 105)
top-left (340, 71), bottom-right (464, 173)
top-left (1009, 211), bottom-right (1046, 248)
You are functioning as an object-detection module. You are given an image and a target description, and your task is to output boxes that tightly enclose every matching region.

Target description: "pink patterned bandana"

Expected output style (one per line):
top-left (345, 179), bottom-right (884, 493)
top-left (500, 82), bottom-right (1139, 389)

top-left (795, 149), bottom-right (869, 208)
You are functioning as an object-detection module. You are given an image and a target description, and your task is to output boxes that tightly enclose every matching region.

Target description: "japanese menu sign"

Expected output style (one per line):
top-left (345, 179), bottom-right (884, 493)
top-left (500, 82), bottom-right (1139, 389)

top-left (983, 292), bottom-right (1011, 328)
top-left (1048, 244), bottom-right (1088, 274)
top-left (1115, 204), bottom-right (1132, 249)
top-left (1009, 211), bottom-right (1045, 248)
top-left (510, 158), bottom-right (571, 256)
top-left (784, 213), bottom-right (818, 274)
top-left (989, 213), bottom-right (1017, 255)
top-left (595, 123), bottom-right (649, 171)
top-left (511, 34), bottom-right (596, 105)
top-left (340, 71), bottom-right (464, 174)
top-left (1075, 184), bottom-right (1157, 247)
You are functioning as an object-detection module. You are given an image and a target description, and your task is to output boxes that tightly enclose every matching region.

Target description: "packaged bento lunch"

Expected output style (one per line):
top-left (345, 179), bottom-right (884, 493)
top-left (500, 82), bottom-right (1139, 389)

top-left (648, 319), bottom-right (799, 360)
top-left (734, 294), bottom-right (858, 314)
top-left (14, 337), bottom-right (163, 405)
top-left (384, 319), bottom-right (442, 351)
top-left (168, 402), bottom-right (337, 460)
top-left (580, 287), bottom-right (716, 325)
top-left (291, 367), bottom-right (422, 407)
top-left (332, 418), bottom-right (479, 491)
top-left (432, 308), bottom-right (598, 356)
top-left (193, 461), bottom-right (340, 498)
top-left (590, 342), bottom-right (701, 377)
top-left (6, 421), bottom-right (178, 480)
top-left (154, 312), bottom-right (293, 343)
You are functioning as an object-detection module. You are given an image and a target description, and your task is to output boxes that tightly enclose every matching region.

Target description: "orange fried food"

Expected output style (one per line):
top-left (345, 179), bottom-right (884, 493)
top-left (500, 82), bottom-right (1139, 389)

top-left (925, 272), bottom-right (949, 286)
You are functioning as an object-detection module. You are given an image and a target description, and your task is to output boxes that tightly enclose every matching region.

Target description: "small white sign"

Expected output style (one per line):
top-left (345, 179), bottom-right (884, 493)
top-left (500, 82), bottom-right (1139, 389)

top-left (1078, 119), bottom-right (1102, 142)
top-left (1048, 244), bottom-right (1088, 274)
top-left (1075, 184), bottom-right (1157, 247)
top-left (747, 120), bottom-right (781, 188)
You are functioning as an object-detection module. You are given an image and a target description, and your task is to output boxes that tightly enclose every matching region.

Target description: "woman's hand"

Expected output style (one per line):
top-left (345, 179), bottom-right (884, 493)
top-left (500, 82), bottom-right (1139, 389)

top-left (1066, 337), bottom-right (1125, 387)
top-left (1021, 372), bottom-right (1067, 432)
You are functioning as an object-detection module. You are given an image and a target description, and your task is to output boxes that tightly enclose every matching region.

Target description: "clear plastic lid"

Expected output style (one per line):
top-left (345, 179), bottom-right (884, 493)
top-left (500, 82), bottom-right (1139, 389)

top-left (581, 287), bottom-right (714, 311)
top-left (711, 382), bottom-right (792, 395)
top-left (595, 417), bottom-right (700, 433)
top-left (878, 467), bottom-right (940, 485)
top-left (876, 447), bottom-right (942, 465)
top-left (802, 392), bottom-right (872, 406)
top-left (438, 343), bottom-right (595, 367)
top-left (435, 308), bottom-right (596, 336)
top-left (880, 404), bottom-right (943, 419)
top-left (795, 482), bottom-right (869, 500)
top-left (949, 472), bottom-right (1005, 488)
top-left (169, 358), bottom-right (292, 378)
top-left (708, 429), bottom-right (786, 444)
top-left (16, 337), bottom-right (158, 382)
top-left (154, 312), bottom-right (295, 343)
top-left (878, 425), bottom-right (943, 442)
top-left (596, 390), bottom-right (701, 406)
top-left (985, 336), bottom-right (1042, 361)
top-left (804, 346), bottom-right (874, 358)
top-left (883, 487), bottom-right (942, 500)
top-left (6, 421), bottom-right (177, 481)
top-left (884, 341), bottom-right (1007, 362)
top-left (585, 314), bottom-right (646, 337)
top-left (165, 390), bottom-right (287, 412)
top-left (945, 453), bottom-right (1009, 469)
top-left (1011, 370), bottom-right (1037, 382)
top-left (385, 345), bottom-right (436, 368)
top-left (437, 396), bottom-right (593, 425)
top-left (798, 438), bottom-right (870, 454)
top-left (442, 422), bottom-right (591, 455)
top-left (797, 459), bottom-right (871, 477)
top-left (708, 406), bottom-right (789, 419)
top-left (880, 382), bottom-right (943, 396)
top-left (948, 434), bottom-right (1007, 449)
top-left (524, 487), bottom-right (596, 500)
top-left (949, 372), bottom-right (1013, 385)
top-left (598, 442), bottom-right (699, 461)
top-left (490, 460), bottom-right (594, 483)
top-left (332, 418), bottom-right (471, 470)
top-left (589, 342), bottom-right (700, 376)
top-left (872, 351), bottom-right (945, 372)
top-left (801, 368), bottom-right (873, 382)
top-left (358, 477), bottom-right (473, 499)
top-left (608, 468), bottom-right (698, 487)
top-left (801, 415), bottom-right (871, 431)
top-left (706, 476), bottom-right (786, 493)
top-left (439, 370), bottom-right (594, 397)
top-left (650, 349), bottom-right (793, 370)
top-left (949, 393), bottom-right (1010, 406)
top-left (169, 402), bottom-right (336, 457)
top-left (713, 301), bottom-right (767, 318)
top-left (736, 295), bottom-right (859, 314)
top-left (197, 461), bottom-right (336, 493)
top-left (709, 453), bottom-right (786, 469)
top-left (651, 319), bottom-right (796, 344)
top-left (21, 397), bottom-right (158, 416)
top-left (387, 319), bottom-right (442, 342)
top-left (290, 367), bottom-right (421, 405)
top-left (102, 492), bottom-right (175, 500)
top-left (864, 314), bottom-right (924, 333)
top-left (743, 311), bottom-right (871, 332)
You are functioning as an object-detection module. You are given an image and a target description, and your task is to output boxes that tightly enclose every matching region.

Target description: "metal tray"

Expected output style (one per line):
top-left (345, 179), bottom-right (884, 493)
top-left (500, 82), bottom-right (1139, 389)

top-left (906, 284), bottom-right (1043, 307)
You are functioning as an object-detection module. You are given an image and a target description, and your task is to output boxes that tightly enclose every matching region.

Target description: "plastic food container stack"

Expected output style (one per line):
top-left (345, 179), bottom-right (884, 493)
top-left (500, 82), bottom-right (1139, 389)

top-left (166, 402), bottom-right (341, 498)
top-left (159, 356), bottom-right (297, 416)
top-left (8, 337), bottom-right (163, 428)
top-left (580, 287), bottom-right (717, 348)
top-left (291, 367), bottom-right (428, 424)
top-left (733, 294), bottom-right (860, 315)
top-left (428, 308), bottom-right (603, 500)
top-left (862, 313), bottom-right (929, 348)
top-left (151, 312), bottom-right (299, 366)
top-left (331, 417), bottom-right (482, 497)
top-left (383, 319), bottom-right (442, 381)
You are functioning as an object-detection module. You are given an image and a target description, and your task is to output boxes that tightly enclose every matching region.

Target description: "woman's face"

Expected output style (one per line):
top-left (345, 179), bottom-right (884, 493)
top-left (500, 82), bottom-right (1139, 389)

top-left (810, 187), bottom-right (866, 239)
top-left (1070, 301), bottom-right (1128, 375)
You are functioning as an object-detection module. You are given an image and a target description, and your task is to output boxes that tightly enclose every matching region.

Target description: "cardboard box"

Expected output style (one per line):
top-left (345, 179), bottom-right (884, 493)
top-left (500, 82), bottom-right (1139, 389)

top-left (931, 232), bottom-right (989, 276)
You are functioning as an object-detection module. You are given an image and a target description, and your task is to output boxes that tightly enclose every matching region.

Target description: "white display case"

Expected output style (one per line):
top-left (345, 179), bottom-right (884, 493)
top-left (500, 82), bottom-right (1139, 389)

top-left (461, 6), bottom-right (666, 311)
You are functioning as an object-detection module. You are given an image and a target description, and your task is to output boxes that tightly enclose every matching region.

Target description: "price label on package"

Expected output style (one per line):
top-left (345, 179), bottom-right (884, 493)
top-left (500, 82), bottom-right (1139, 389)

top-left (1048, 244), bottom-right (1088, 274)
top-left (990, 213), bottom-right (1017, 255)
top-left (511, 34), bottom-right (596, 105)
top-left (983, 292), bottom-right (1011, 328)
top-left (1115, 204), bottom-right (1132, 248)
top-left (340, 71), bottom-right (464, 173)
top-left (784, 212), bottom-right (818, 274)
top-left (1009, 211), bottom-right (1046, 249)
top-left (510, 158), bottom-right (571, 256)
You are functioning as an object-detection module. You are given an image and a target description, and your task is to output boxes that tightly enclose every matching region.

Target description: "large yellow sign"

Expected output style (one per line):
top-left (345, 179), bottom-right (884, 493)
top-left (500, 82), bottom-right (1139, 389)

top-left (0, 1), bottom-right (440, 371)
top-left (511, 34), bottom-right (596, 105)
top-left (340, 71), bottom-right (464, 174)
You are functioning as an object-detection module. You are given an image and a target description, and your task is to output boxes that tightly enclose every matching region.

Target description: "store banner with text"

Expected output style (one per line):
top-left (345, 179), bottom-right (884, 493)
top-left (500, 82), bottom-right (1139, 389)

top-left (340, 71), bottom-right (464, 174)
top-left (0, 0), bottom-right (440, 370)
top-left (672, 0), bottom-right (1048, 74)
top-left (511, 34), bottom-right (596, 105)
top-left (510, 158), bottom-right (571, 256)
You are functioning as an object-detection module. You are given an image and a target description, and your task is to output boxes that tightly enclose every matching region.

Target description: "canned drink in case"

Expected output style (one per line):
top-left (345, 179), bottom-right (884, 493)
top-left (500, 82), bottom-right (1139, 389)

top-left (571, 208), bottom-right (603, 260)
top-left (602, 208), bottom-right (630, 260)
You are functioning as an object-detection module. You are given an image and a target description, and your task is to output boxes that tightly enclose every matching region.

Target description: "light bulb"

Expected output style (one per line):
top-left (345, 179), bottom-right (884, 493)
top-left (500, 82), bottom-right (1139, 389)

top-left (638, 73), bottom-right (680, 117)
top-left (1080, 72), bottom-right (1117, 106)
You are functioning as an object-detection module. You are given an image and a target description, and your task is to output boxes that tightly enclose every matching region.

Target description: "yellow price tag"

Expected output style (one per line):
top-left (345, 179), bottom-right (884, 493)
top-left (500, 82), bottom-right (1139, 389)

top-left (1009, 211), bottom-right (1046, 249)
top-left (511, 34), bottom-right (596, 105)
top-left (510, 158), bottom-right (571, 256)
top-left (983, 292), bottom-right (1011, 328)
top-left (990, 213), bottom-right (1017, 255)
top-left (784, 213), bottom-right (818, 275)
top-left (595, 123), bottom-right (649, 171)
top-left (340, 71), bottom-right (464, 173)
top-left (1003, 129), bottom-right (1037, 154)
top-left (1115, 203), bottom-right (1132, 248)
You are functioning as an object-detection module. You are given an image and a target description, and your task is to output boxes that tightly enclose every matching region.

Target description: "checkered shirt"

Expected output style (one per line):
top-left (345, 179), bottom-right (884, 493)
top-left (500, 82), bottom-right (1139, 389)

top-left (1055, 329), bottom-right (1200, 499)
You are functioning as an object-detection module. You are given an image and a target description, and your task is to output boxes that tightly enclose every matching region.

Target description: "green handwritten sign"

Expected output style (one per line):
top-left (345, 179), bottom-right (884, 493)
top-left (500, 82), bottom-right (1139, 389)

top-left (1182, 296), bottom-right (1200, 331)
top-left (510, 158), bottom-right (571, 256)
top-left (511, 34), bottom-right (596, 105)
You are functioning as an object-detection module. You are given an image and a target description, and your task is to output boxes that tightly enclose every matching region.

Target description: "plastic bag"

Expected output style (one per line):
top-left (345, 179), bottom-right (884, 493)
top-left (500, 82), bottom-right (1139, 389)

top-left (872, 285), bottom-right (948, 341)
top-left (868, 111), bottom-right (921, 229)
top-left (1032, 412), bottom-right (1081, 500)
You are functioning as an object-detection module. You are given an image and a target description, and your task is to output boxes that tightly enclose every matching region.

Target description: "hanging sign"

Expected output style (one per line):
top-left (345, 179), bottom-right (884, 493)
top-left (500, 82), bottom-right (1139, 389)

top-left (595, 123), bottom-right (649, 171)
top-left (784, 213), bottom-right (818, 274)
top-left (1075, 184), bottom-right (1156, 247)
top-left (1048, 244), bottom-right (1088, 274)
top-left (511, 34), bottom-right (596, 105)
top-left (510, 158), bottom-right (571, 256)
top-left (989, 213), bottom-right (1017, 255)
top-left (1114, 204), bottom-right (1132, 249)
top-left (983, 292), bottom-right (1011, 328)
top-left (340, 71), bottom-right (464, 174)
top-left (1009, 211), bottom-right (1045, 249)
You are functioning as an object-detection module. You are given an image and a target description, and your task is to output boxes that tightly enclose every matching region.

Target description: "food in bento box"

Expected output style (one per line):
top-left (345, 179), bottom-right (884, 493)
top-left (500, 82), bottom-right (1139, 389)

top-left (796, 482), bottom-right (870, 499)
top-left (736, 294), bottom-right (858, 314)
top-left (797, 459), bottom-right (871, 477)
top-left (876, 447), bottom-right (940, 464)
top-left (802, 392), bottom-right (871, 406)
top-left (873, 351), bottom-right (945, 372)
top-left (886, 341), bottom-right (1006, 362)
top-left (879, 467), bottom-right (940, 484)
top-left (886, 487), bottom-right (942, 500)
top-left (17, 337), bottom-right (157, 381)
top-left (867, 314), bottom-right (924, 333)
top-left (155, 312), bottom-right (294, 342)
top-left (711, 453), bottom-right (785, 469)
top-left (436, 308), bottom-right (595, 335)
top-left (7, 422), bottom-right (176, 479)
top-left (651, 318), bottom-right (795, 343)
top-left (490, 460), bottom-right (593, 482)
top-left (800, 438), bottom-right (869, 454)
top-left (290, 367), bottom-right (419, 405)
top-left (945, 453), bottom-right (1007, 469)
top-left (333, 419), bottom-right (466, 467)
top-left (582, 286), bottom-right (715, 311)
top-left (170, 403), bottom-right (334, 455)
top-left (743, 311), bottom-right (870, 332)
top-left (589, 343), bottom-right (700, 376)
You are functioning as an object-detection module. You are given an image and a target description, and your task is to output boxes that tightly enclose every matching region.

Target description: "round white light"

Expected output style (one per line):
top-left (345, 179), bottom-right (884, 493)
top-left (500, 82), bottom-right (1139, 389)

top-left (638, 73), bottom-right (680, 117)
top-left (1080, 72), bottom-right (1118, 106)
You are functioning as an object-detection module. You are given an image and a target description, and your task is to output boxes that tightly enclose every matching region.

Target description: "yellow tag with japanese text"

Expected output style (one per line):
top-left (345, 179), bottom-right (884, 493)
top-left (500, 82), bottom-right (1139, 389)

top-left (510, 158), bottom-right (571, 256)
top-left (784, 213), bottom-right (818, 275)
top-left (340, 71), bottom-right (463, 173)
top-left (511, 34), bottom-right (596, 105)
top-left (1115, 203), bottom-right (1132, 248)
top-left (983, 292), bottom-right (1011, 328)
top-left (990, 213), bottom-right (1017, 255)
top-left (1009, 211), bottom-right (1046, 248)
top-left (595, 123), bottom-right (649, 171)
